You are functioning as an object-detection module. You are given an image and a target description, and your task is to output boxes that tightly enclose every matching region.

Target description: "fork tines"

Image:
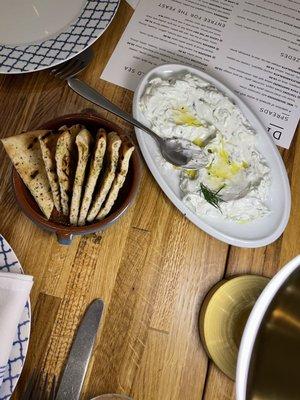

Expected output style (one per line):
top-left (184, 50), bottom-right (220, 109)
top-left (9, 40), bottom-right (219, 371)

top-left (50, 46), bottom-right (93, 80)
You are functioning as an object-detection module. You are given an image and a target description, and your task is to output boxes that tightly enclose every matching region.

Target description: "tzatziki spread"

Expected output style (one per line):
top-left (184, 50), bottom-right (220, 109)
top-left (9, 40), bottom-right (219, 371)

top-left (139, 73), bottom-right (271, 223)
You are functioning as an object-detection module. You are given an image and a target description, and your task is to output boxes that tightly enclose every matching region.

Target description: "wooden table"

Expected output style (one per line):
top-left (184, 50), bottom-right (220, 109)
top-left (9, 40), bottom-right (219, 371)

top-left (0, 1), bottom-right (299, 399)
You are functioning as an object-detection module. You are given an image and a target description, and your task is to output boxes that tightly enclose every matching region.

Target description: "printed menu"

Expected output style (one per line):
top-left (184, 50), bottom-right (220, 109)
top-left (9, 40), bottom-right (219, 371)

top-left (125, 0), bottom-right (139, 8)
top-left (102, 0), bottom-right (300, 148)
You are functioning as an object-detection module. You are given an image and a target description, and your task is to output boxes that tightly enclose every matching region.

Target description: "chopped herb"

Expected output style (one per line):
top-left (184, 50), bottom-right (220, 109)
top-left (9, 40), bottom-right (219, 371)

top-left (199, 183), bottom-right (226, 212)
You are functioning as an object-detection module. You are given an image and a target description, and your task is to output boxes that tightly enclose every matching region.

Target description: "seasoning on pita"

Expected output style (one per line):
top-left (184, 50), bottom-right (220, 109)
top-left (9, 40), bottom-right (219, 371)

top-left (69, 129), bottom-right (93, 225)
top-left (78, 128), bottom-right (107, 226)
top-left (39, 131), bottom-right (61, 212)
top-left (1, 130), bottom-right (54, 219)
top-left (87, 132), bottom-right (121, 222)
top-left (96, 138), bottom-right (134, 220)
top-left (55, 124), bottom-right (83, 216)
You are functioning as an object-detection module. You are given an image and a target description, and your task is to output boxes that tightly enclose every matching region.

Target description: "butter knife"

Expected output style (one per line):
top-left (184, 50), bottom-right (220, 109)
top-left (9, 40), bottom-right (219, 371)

top-left (55, 299), bottom-right (104, 400)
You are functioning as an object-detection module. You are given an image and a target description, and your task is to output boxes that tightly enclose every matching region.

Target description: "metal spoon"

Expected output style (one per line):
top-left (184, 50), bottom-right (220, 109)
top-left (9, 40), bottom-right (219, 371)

top-left (51, 48), bottom-right (209, 170)
top-left (68, 78), bottom-right (210, 169)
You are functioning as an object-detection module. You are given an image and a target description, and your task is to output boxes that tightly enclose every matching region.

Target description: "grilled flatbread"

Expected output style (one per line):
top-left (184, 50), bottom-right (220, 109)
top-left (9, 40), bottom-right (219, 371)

top-left (78, 128), bottom-right (106, 226)
top-left (87, 132), bottom-right (121, 222)
top-left (38, 131), bottom-right (61, 212)
top-left (69, 129), bottom-right (93, 225)
top-left (55, 124), bottom-right (83, 216)
top-left (1, 130), bottom-right (54, 219)
top-left (96, 138), bottom-right (134, 220)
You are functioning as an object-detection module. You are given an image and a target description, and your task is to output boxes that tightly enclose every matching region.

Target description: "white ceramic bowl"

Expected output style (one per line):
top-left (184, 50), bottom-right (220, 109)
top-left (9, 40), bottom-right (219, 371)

top-left (132, 64), bottom-right (291, 248)
top-left (236, 255), bottom-right (300, 399)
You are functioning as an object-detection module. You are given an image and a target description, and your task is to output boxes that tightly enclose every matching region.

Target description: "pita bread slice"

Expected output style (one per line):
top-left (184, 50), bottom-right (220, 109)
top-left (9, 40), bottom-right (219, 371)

top-left (96, 138), bottom-right (134, 220)
top-left (38, 131), bottom-right (61, 212)
top-left (1, 130), bottom-right (54, 219)
top-left (55, 124), bottom-right (83, 216)
top-left (69, 129), bottom-right (93, 225)
top-left (87, 132), bottom-right (121, 223)
top-left (78, 128), bottom-right (107, 226)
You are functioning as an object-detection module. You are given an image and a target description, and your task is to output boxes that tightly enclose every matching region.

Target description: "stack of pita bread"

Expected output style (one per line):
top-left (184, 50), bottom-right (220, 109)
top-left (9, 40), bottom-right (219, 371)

top-left (1, 124), bottom-right (135, 226)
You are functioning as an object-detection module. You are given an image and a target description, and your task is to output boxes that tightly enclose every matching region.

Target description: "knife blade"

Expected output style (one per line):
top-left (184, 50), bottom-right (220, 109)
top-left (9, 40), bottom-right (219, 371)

top-left (55, 299), bottom-right (104, 400)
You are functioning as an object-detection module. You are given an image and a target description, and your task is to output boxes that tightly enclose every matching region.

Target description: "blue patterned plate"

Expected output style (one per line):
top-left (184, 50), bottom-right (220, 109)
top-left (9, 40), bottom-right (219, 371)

top-left (0, 236), bottom-right (31, 400)
top-left (0, 0), bottom-right (119, 74)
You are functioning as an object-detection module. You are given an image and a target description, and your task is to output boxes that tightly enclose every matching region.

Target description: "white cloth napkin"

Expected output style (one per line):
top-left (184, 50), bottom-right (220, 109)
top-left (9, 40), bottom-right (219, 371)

top-left (0, 272), bottom-right (33, 385)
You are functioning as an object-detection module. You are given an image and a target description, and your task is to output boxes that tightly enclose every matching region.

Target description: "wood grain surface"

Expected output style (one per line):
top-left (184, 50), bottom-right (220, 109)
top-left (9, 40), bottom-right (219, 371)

top-left (0, 1), bottom-right (299, 399)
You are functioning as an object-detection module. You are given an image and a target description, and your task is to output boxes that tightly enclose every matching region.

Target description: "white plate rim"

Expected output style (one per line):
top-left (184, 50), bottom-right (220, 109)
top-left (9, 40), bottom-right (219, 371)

top-left (132, 63), bottom-right (291, 248)
top-left (236, 255), bottom-right (300, 400)
top-left (0, 235), bottom-right (31, 400)
top-left (0, 0), bottom-right (120, 74)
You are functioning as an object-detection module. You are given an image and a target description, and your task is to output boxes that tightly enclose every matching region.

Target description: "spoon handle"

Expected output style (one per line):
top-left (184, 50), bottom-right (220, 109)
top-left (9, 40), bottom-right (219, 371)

top-left (68, 77), bottom-right (161, 143)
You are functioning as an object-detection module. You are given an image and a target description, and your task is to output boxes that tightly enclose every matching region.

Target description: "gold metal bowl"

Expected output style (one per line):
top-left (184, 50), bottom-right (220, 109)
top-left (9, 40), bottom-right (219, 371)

top-left (199, 275), bottom-right (269, 380)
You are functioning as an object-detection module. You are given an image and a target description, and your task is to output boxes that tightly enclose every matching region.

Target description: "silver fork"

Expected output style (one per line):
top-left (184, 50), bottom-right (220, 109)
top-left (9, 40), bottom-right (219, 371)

top-left (23, 370), bottom-right (56, 400)
top-left (50, 48), bottom-right (210, 170)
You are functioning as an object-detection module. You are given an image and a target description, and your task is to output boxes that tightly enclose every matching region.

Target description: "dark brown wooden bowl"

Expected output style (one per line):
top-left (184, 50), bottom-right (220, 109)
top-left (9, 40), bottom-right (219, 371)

top-left (12, 113), bottom-right (141, 245)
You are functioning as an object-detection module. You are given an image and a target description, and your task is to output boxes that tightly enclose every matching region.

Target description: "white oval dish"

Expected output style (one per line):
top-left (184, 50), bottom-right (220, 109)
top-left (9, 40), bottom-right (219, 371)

top-left (132, 64), bottom-right (291, 248)
top-left (236, 255), bottom-right (300, 400)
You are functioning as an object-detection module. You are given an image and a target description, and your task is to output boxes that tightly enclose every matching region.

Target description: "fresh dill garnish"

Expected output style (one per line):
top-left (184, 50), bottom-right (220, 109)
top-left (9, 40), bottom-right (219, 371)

top-left (199, 183), bottom-right (225, 212)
